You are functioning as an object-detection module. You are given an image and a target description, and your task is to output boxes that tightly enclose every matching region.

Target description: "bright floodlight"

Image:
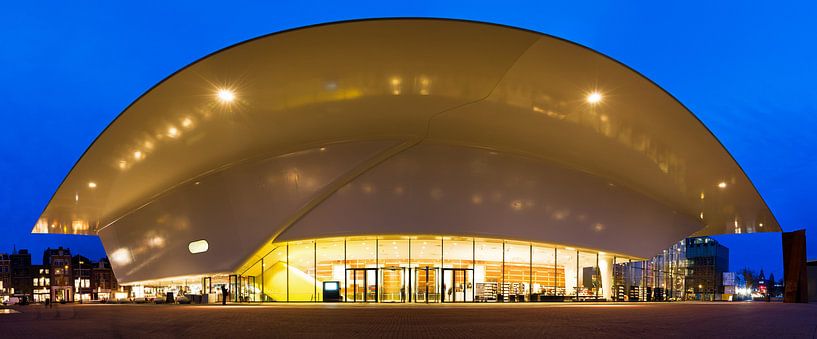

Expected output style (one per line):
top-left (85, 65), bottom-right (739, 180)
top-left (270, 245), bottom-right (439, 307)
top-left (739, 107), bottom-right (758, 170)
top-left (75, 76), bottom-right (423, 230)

top-left (587, 91), bottom-right (603, 104)
top-left (718, 181), bottom-right (727, 188)
top-left (217, 89), bottom-right (236, 103)
top-left (87, 182), bottom-right (97, 188)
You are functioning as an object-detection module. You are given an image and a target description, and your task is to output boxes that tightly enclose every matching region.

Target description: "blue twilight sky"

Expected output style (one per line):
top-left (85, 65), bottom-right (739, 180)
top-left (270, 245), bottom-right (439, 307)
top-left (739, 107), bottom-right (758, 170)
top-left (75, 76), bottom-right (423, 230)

top-left (1, 1), bottom-right (815, 276)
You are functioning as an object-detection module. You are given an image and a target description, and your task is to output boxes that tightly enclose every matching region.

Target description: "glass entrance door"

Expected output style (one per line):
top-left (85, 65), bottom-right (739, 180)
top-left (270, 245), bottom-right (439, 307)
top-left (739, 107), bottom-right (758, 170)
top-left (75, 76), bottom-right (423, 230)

top-left (441, 268), bottom-right (474, 303)
top-left (380, 267), bottom-right (407, 302)
top-left (413, 266), bottom-right (439, 303)
top-left (345, 268), bottom-right (377, 302)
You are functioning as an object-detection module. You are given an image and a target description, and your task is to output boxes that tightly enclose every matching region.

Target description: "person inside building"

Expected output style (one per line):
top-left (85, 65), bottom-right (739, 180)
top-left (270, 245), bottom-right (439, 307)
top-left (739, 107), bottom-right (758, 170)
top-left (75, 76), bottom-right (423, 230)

top-left (221, 285), bottom-right (228, 305)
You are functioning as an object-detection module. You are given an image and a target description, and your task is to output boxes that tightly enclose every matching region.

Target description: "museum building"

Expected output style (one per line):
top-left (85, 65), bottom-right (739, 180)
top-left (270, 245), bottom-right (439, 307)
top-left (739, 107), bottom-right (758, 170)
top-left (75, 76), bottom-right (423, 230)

top-left (32, 19), bottom-right (780, 303)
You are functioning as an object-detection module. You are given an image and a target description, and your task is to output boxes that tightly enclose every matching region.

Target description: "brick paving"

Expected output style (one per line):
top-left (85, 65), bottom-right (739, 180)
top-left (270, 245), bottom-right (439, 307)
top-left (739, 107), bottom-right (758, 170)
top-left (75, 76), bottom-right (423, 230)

top-left (2, 302), bottom-right (816, 338)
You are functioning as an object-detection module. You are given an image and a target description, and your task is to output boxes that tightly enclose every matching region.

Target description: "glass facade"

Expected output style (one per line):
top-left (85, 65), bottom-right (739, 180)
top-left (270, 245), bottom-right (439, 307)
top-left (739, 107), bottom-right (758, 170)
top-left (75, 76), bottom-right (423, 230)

top-left (121, 236), bottom-right (721, 304)
top-left (237, 235), bottom-right (642, 303)
top-left (611, 240), bottom-right (689, 302)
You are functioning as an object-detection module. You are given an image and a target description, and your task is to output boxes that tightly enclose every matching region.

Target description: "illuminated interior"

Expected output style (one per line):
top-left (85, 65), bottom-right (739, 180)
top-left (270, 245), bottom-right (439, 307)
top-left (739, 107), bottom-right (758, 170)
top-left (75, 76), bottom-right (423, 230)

top-left (234, 235), bottom-right (638, 303)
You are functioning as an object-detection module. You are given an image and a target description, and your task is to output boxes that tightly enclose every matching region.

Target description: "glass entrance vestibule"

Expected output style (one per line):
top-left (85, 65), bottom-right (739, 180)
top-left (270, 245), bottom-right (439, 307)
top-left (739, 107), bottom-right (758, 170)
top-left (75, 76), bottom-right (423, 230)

top-left (237, 235), bottom-right (651, 303)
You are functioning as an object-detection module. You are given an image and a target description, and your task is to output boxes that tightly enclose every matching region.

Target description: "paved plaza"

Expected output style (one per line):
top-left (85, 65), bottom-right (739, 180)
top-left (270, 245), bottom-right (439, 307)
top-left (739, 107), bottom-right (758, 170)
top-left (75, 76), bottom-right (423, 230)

top-left (2, 302), bottom-right (816, 338)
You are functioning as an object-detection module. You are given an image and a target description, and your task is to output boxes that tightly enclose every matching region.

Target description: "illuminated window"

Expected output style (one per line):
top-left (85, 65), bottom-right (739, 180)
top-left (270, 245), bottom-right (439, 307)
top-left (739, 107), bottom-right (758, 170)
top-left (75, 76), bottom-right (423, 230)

top-left (504, 242), bottom-right (531, 300)
top-left (288, 241), bottom-right (315, 301)
top-left (532, 245), bottom-right (556, 296)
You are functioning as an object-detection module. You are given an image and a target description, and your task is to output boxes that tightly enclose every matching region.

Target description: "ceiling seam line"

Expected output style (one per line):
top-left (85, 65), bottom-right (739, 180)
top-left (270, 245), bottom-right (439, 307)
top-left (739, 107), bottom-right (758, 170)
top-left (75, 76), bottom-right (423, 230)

top-left (421, 36), bottom-right (540, 141)
top-left (234, 139), bottom-right (423, 272)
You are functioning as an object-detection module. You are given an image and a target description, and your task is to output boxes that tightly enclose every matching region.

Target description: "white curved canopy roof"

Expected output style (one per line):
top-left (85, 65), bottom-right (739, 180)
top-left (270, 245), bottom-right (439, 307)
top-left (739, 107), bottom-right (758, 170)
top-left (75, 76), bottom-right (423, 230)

top-left (32, 19), bottom-right (779, 282)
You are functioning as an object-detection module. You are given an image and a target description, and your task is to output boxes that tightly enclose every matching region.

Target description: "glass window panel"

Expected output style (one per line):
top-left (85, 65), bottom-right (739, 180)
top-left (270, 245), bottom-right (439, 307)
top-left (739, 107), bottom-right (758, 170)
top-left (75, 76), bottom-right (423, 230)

top-left (474, 239), bottom-right (502, 302)
top-left (379, 238), bottom-right (409, 267)
top-left (598, 253), bottom-right (614, 301)
top-left (345, 238), bottom-right (377, 302)
top-left (261, 246), bottom-right (287, 301)
top-left (346, 238), bottom-right (377, 269)
top-left (557, 248), bottom-right (577, 299)
top-left (532, 245), bottom-right (556, 297)
top-left (410, 237), bottom-right (441, 268)
top-left (288, 241), bottom-right (315, 302)
top-left (578, 252), bottom-right (598, 299)
top-left (503, 242), bottom-right (531, 301)
top-left (242, 259), bottom-right (263, 302)
top-left (632, 261), bottom-right (645, 301)
top-left (442, 238), bottom-right (473, 269)
top-left (316, 239), bottom-right (345, 301)
top-left (613, 257), bottom-right (630, 301)
top-left (645, 259), bottom-right (656, 301)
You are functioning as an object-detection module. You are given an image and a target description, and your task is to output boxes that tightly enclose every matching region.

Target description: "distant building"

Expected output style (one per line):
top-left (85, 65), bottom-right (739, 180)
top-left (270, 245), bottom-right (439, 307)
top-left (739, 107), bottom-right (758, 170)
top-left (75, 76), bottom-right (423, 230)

top-left (0, 253), bottom-right (10, 300)
top-left (43, 247), bottom-right (73, 302)
top-left (72, 255), bottom-right (93, 302)
top-left (91, 258), bottom-right (118, 301)
top-left (722, 272), bottom-right (737, 300)
top-left (756, 269), bottom-right (768, 295)
top-left (807, 260), bottom-right (817, 303)
top-left (32, 265), bottom-right (50, 302)
top-left (0, 248), bottom-right (119, 303)
top-left (684, 237), bottom-right (729, 301)
top-left (10, 249), bottom-right (33, 300)
top-left (768, 272), bottom-right (782, 298)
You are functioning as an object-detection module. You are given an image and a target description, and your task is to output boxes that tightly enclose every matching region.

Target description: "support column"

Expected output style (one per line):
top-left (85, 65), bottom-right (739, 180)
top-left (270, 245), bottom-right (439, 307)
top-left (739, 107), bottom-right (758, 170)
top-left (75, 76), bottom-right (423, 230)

top-left (782, 229), bottom-right (808, 303)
